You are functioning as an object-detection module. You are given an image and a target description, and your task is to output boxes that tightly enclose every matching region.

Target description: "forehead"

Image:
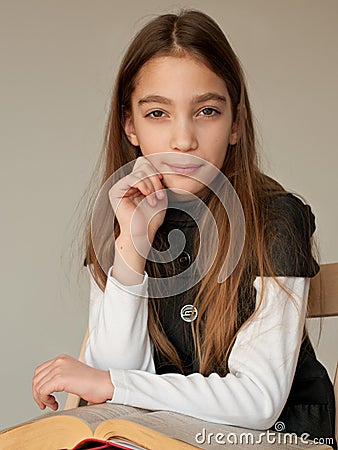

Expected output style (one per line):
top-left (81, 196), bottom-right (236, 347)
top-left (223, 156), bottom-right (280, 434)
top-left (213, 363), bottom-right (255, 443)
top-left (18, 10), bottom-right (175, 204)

top-left (133, 55), bottom-right (228, 97)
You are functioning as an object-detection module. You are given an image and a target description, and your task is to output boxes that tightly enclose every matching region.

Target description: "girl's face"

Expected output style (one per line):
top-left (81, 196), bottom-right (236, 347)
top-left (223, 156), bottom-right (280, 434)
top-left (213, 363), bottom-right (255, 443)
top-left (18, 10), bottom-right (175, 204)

top-left (124, 55), bottom-right (238, 197)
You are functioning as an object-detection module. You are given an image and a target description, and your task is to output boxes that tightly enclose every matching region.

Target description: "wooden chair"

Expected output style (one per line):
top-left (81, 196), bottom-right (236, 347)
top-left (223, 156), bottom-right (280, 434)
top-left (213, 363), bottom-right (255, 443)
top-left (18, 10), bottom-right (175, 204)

top-left (307, 262), bottom-right (338, 443)
top-left (64, 263), bottom-right (338, 442)
top-left (63, 328), bottom-right (89, 410)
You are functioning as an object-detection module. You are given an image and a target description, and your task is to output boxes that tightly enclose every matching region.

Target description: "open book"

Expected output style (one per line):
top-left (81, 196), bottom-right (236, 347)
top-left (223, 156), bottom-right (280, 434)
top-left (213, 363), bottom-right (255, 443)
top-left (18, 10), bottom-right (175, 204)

top-left (0, 403), bottom-right (331, 450)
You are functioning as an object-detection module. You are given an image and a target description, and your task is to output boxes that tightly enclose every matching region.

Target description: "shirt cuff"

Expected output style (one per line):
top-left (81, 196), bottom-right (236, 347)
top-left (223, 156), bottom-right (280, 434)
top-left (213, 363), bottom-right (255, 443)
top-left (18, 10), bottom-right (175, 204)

top-left (107, 265), bottom-right (148, 297)
top-left (108, 368), bottom-right (129, 404)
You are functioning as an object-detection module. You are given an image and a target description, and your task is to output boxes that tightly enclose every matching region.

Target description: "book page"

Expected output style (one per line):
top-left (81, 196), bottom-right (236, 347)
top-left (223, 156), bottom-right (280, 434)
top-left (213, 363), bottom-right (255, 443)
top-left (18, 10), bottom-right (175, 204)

top-left (0, 404), bottom-right (151, 435)
top-left (0, 405), bottom-right (151, 450)
top-left (34, 403), bottom-right (151, 433)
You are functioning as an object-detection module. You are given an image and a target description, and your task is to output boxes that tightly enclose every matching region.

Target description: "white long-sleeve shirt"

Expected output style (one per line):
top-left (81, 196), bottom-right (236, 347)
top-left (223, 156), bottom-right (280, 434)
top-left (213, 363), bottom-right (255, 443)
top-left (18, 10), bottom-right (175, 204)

top-left (84, 265), bottom-right (309, 430)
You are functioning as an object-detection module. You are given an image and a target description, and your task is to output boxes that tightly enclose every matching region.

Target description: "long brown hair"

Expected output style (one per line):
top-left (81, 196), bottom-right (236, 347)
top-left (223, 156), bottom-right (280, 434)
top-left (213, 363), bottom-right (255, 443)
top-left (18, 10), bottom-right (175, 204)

top-left (81, 8), bottom-right (320, 376)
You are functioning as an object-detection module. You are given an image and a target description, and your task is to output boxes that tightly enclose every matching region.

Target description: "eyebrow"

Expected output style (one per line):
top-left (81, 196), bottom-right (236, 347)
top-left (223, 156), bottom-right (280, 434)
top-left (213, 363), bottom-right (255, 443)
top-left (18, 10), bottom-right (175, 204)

top-left (137, 92), bottom-right (227, 106)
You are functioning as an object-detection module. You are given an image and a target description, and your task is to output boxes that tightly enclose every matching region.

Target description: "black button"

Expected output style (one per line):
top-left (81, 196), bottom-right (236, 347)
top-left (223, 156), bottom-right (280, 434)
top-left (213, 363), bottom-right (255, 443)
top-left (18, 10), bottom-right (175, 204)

top-left (178, 251), bottom-right (191, 269)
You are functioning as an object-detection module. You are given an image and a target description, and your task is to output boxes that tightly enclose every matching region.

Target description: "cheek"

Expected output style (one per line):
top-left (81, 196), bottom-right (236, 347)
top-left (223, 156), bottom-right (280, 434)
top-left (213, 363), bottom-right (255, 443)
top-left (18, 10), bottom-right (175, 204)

top-left (135, 124), bottom-right (165, 151)
top-left (206, 140), bottom-right (229, 166)
top-left (214, 130), bottom-right (232, 160)
top-left (138, 141), bottom-right (165, 156)
top-left (199, 123), bottom-right (231, 145)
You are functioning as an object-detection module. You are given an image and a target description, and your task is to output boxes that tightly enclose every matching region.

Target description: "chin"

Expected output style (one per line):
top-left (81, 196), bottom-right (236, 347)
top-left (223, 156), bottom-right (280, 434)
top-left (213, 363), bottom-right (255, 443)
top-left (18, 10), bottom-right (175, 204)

top-left (163, 174), bottom-right (206, 197)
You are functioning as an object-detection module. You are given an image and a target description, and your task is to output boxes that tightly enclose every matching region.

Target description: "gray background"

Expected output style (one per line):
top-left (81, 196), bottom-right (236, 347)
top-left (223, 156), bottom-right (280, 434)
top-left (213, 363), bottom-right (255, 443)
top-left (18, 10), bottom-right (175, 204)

top-left (0, 0), bottom-right (337, 429)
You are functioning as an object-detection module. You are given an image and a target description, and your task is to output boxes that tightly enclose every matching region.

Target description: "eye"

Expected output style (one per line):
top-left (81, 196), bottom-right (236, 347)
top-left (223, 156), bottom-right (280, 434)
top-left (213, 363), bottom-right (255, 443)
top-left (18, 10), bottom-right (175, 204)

top-left (199, 107), bottom-right (220, 117)
top-left (145, 110), bottom-right (166, 119)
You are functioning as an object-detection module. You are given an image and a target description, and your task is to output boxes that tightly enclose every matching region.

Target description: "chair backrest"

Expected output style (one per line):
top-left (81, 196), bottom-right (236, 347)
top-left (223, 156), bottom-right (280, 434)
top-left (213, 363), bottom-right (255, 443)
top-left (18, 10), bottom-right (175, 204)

top-left (308, 263), bottom-right (338, 318)
top-left (63, 328), bottom-right (88, 410)
top-left (308, 262), bottom-right (338, 444)
top-left (65, 263), bottom-right (338, 443)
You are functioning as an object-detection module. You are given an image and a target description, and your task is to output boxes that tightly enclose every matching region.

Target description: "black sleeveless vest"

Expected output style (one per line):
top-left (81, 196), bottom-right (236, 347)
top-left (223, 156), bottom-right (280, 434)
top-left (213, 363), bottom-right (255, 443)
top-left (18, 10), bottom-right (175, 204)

top-left (147, 191), bottom-right (336, 449)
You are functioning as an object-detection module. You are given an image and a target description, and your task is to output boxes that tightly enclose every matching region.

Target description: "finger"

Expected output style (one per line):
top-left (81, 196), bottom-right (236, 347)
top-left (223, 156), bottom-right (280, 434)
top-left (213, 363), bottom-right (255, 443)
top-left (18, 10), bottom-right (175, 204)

top-left (32, 388), bottom-right (45, 410)
top-left (111, 169), bottom-right (162, 210)
top-left (34, 391), bottom-right (58, 411)
top-left (110, 175), bottom-right (149, 210)
top-left (34, 372), bottom-right (63, 409)
top-left (120, 172), bottom-right (151, 198)
top-left (45, 395), bottom-right (59, 411)
top-left (32, 381), bottom-right (49, 410)
top-left (40, 394), bottom-right (58, 411)
top-left (148, 172), bottom-right (165, 200)
top-left (32, 368), bottom-right (53, 409)
top-left (135, 159), bottom-right (165, 194)
top-left (32, 355), bottom-right (65, 391)
top-left (130, 182), bottom-right (156, 207)
top-left (129, 171), bottom-right (158, 207)
top-left (137, 159), bottom-right (164, 184)
top-left (32, 358), bottom-right (66, 407)
top-left (134, 168), bottom-right (165, 200)
top-left (32, 363), bottom-right (57, 408)
top-left (33, 360), bottom-right (55, 385)
top-left (138, 172), bottom-right (165, 204)
top-left (33, 357), bottom-right (58, 378)
top-left (131, 170), bottom-right (154, 193)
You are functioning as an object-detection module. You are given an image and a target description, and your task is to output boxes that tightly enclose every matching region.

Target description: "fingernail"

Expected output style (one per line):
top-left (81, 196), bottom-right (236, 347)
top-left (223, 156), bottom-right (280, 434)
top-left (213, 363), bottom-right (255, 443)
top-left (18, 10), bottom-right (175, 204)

top-left (156, 190), bottom-right (164, 200)
top-left (147, 195), bottom-right (156, 206)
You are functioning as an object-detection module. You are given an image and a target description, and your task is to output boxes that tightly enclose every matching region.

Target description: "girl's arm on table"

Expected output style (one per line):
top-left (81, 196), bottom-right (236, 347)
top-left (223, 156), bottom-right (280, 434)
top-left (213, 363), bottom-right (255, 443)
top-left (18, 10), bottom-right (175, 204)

top-left (105, 275), bottom-right (309, 430)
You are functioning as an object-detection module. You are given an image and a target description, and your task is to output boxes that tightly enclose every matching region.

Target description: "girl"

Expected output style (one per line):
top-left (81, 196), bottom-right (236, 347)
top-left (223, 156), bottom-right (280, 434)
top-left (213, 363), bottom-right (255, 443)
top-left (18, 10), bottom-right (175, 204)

top-left (32, 9), bottom-right (336, 448)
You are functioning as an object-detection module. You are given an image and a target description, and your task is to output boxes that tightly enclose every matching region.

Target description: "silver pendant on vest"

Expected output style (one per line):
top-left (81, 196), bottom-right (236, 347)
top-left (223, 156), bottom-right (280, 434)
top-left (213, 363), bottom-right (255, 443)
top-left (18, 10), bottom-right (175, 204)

top-left (180, 304), bottom-right (198, 322)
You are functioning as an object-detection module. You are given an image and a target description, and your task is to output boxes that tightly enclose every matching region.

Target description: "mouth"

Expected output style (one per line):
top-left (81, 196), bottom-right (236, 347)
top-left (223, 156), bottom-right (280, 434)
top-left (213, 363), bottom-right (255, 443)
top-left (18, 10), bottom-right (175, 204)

top-left (166, 163), bottom-right (203, 175)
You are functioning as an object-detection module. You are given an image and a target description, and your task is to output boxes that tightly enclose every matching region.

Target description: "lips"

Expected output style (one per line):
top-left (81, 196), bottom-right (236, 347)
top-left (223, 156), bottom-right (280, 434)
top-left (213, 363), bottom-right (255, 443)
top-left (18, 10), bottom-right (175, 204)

top-left (167, 163), bottom-right (203, 174)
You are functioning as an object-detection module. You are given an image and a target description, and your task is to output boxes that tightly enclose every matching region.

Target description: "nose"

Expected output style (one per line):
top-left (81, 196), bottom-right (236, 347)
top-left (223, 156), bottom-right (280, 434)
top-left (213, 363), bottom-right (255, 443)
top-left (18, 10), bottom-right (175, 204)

top-left (169, 119), bottom-right (198, 152)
